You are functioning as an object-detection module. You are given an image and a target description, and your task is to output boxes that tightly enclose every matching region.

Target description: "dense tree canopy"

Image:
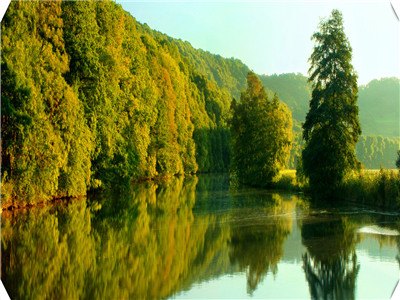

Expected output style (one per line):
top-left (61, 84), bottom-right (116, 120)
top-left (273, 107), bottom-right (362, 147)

top-left (302, 9), bottom-right (361, 196)
top-left (1, 1), bottom-right (231, 206)
top-left (230, 72), bottom-right (292, 187)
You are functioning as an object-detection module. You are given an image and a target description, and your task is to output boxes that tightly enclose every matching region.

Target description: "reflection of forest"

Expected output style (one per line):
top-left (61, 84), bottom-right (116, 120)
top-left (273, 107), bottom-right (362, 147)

top-left (1, 175), bottom-right (296, 299)
top-left (2, 175), bottom-right (400, 299)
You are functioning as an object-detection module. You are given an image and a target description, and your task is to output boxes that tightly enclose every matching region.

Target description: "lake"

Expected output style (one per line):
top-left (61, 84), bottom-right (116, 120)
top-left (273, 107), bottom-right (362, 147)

top-left (1, 174), bottom-right (399, 299)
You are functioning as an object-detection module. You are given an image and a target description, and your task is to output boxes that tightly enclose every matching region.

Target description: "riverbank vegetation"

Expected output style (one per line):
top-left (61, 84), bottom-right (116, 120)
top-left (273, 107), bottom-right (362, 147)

top-left (272, 169), bottom-right (400, 209)
top-left (1, 2), bottom-right (399, 210)
top-left (340, 169), bottom-right (400, 209)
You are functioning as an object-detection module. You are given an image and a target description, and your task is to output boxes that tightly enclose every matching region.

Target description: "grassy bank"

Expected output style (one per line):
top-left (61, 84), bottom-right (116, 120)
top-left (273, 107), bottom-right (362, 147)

top-left (340, 169), bottom-right (400, 209)
top-left (271, 170), bottom-right (303, 192)
top-left (272, 169), bottom-right (400, 209)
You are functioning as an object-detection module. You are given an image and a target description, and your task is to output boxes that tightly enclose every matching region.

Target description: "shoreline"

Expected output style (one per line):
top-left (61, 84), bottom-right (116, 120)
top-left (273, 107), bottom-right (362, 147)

top-left (2, 169), bottom-right (399, 214)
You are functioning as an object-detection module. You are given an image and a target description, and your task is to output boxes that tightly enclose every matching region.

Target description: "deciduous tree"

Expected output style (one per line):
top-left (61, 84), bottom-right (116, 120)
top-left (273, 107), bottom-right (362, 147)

top-left (231, 72), bottom-right (292, 187)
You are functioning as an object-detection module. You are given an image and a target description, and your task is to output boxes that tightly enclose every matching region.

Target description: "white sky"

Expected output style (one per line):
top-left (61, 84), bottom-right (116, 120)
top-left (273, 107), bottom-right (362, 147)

top-left (118, 0), bottom-right (400, 85)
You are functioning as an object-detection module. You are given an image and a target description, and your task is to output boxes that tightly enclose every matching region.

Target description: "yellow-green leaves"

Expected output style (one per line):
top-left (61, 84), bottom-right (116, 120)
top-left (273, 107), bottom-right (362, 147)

top-left (230, 72), bottom-right (292, 187)
top-left (1, 1), bottom-right (233, 205)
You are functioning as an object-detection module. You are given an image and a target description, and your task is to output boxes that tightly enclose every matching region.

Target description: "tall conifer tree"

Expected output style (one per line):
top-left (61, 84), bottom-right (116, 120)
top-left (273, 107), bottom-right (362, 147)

top-left (302, 9), bottom-right (361, 197)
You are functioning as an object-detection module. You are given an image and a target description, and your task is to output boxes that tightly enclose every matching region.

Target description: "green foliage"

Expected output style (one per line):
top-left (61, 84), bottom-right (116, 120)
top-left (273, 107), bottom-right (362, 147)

top-left (230, 72), bottom-right (292, 187)
top-left (286, 131), bottom-right (304, 169)
top-left (339, 169), bottom-right (400, 209)
top-left (397, 150), bottom-right (400, 169)
top-left (271, 171), bottom-right (302, 191)
top-left (1, 1), bottom-right (232, 206)
top-left (164, 37), bottom-right (250, 100)
top-left (302, 10), bottom-right (361, 197)
top-left (287, 133), bottom-right (400, 170)
top-left (1, 2), bottom-right (94, 206)
top-left (355, 135), bottom-right (400, 169)
top-left (2, 2), bottom-right (397, 205)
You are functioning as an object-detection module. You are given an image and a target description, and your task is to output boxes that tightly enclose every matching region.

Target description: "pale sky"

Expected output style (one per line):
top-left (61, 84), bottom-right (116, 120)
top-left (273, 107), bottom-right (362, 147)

top-left (118, 1), bottom-right (399, 85)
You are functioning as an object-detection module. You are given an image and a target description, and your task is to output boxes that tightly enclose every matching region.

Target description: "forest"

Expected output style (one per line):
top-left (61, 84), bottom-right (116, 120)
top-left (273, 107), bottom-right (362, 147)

top-left (1, 1), bottom-right (232, 207)
top-left (1, 1), bottom-right (399, 207)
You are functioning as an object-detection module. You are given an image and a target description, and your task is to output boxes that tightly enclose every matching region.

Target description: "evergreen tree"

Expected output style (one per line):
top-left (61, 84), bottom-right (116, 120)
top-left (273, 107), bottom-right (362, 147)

top-left (231, 72), bottom-right (292, 187)
top-left (302, 10), bottom-right (361, 197)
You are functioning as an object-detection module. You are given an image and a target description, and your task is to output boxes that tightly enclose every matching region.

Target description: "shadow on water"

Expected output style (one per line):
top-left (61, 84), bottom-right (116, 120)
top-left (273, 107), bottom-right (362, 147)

top-left (1, 174), bottom-right (400, 299)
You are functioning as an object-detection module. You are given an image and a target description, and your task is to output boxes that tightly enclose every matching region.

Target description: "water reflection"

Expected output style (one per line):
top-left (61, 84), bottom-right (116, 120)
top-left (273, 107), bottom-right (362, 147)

top-left (1, 200), bottom-right (95, 300)
top-left (229, 193), bottom-right (294, 294)
top-left (1, 176), bottom-right (232, 299)
top-left (1, 174), bottom-right (400, 299)
top-left (300, 216), bottom-right (360, 299)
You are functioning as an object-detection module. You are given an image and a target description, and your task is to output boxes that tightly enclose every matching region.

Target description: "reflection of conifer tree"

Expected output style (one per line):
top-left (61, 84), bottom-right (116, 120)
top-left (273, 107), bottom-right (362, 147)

top-left (301, 218), bottom-right (359, 300)
top-left (303, 253), bottom-right (359, 300)
top-left (229, 194), bottom-right (294, 294)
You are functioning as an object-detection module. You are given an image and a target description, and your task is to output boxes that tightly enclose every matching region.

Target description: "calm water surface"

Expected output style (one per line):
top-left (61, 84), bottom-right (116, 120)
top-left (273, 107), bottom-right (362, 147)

top-left (2, 174), bottom-right (399, 299)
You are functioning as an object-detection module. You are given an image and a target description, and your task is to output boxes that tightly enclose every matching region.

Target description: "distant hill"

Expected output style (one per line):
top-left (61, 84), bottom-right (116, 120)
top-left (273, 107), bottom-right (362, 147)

top-left (258, 73), bottom-right (311, 127)
top-left (143, 18), bottom-right (399, 139)
top-left (358, 77), bottom-right (400, 138)
top-left (259, 75), bottom-right (399, 139)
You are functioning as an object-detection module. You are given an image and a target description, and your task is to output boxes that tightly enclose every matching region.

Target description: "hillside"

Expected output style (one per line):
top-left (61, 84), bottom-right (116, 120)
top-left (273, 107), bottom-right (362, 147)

top-left (358, 77), bottom-right (400, 138)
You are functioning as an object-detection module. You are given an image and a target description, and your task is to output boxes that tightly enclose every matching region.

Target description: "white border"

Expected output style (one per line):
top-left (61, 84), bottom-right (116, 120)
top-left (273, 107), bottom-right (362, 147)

top-left (0, 1), bottom-right (398, 300)
top-left (0, 0), bottom-right (10, 24)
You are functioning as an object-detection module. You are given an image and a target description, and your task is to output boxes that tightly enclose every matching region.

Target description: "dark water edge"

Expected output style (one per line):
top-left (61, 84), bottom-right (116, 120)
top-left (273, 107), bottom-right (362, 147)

top-left (1, 174), bottom-right (399, 299)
